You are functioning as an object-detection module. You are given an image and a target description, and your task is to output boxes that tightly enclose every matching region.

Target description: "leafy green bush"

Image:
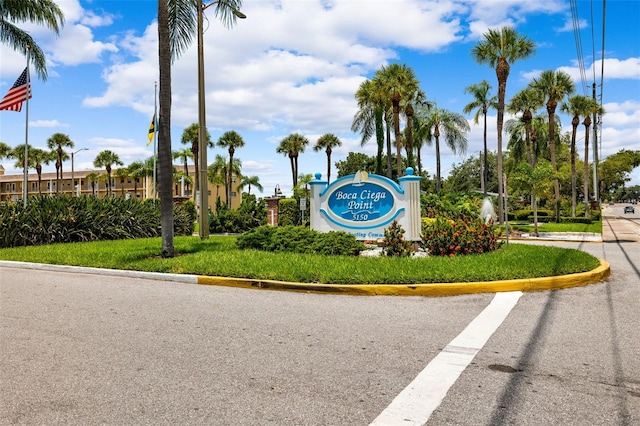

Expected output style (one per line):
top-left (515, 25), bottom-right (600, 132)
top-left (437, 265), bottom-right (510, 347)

top-left (277, 198), bottom-right (299, 226)
top-left (235, 225), bottom-right (364, 256)
top-left (0, 195), bottom-right (193, 248)
top-left (421, 217), bottom-right (501, 257)
top-left (209, 194), bottom-right (267, 234)
top-left (559, 217), bottom-right (593, 224)
top-left (382, 220), bottom-right (414, 257)
top-left (421, 193), bottom-right (480, 220)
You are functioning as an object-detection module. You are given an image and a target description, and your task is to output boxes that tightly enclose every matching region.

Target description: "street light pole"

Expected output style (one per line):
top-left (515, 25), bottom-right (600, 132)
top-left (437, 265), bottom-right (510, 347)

top-left (197, 1), bottom-right (245, 240)
top-left (71, 147), bottom-right (88, 196)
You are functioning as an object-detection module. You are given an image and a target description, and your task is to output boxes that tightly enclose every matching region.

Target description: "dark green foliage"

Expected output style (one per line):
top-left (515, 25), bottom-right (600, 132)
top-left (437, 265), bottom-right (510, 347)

top-left (0, 195), bottom-right (193, 248)
top-left (421, 193), bottom-right (481, 220)
top-left (559, 217), bottom-right (593, 224)
top-left (421, 217), bottom-right (501, 256)
top-left (209, 194), bottom-right (267, 234)
top-left (382, 220), bottom-right (414, 257)
top-left (277, 198), bottom-right (299, 226)
top-left (236, 225), bottom-right (365, 256)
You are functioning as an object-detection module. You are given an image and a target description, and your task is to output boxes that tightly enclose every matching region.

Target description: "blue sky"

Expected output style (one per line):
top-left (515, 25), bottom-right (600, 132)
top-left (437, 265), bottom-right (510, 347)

top-left (1, 0), bottom-right (639, 196)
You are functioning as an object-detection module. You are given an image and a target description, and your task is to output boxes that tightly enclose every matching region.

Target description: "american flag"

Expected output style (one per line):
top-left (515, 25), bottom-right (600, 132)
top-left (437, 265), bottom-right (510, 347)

top-left (0, 68), bottom-right (32, 112)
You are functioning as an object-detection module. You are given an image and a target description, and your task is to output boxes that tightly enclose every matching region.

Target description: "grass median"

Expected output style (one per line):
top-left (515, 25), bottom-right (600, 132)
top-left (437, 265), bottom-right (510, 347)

top-left (0, 235), bottom-right (601, 285)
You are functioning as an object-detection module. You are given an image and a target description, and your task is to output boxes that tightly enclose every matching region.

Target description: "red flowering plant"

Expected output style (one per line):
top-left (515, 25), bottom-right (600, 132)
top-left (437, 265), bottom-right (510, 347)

top-left (382, 220), bottom-right (414, 257)
top-left (420, 216), bottom-right (501, 257)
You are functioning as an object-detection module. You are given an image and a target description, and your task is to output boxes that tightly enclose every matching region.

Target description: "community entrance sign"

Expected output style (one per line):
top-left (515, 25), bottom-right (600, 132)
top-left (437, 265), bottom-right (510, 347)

top-left (309, 168), bottom-right (422, 241)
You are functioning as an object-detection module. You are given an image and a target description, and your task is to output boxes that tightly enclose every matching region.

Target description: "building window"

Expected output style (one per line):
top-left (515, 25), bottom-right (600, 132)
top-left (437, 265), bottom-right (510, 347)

top-left (231, 191), bottom-right (237, 197)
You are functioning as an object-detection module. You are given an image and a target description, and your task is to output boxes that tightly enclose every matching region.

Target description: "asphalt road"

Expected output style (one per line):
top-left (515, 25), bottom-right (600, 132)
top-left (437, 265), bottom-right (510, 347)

top-left (1, 206), bottom-right (638, 425)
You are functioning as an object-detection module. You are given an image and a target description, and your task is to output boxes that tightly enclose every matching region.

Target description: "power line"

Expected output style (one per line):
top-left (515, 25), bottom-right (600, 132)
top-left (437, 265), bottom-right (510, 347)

top-left (570, 0), bottom-right (588, 95)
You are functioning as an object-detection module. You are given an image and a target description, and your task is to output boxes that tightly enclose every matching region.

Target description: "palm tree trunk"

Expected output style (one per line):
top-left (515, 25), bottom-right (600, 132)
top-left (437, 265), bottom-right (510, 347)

top-left (385, 117), bottom-right (393, 178)
top-left (495, 59), bottom-right (509, 224)
top-left (326, 149), bottom-right (332, 183)
top-left (483, 109), bottom-right (488, 195)
top-left (392, 101), bottom-right (402, 177)
top-left (547, 102), bottom-right (560, 222)
top-left (435, 136), bottom-right (441, 193)
top-left (158, 0), bottom-right (174, 258)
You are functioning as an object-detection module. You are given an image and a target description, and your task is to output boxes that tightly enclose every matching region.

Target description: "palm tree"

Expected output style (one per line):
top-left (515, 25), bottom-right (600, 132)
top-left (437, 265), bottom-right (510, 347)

top-left (352, 78), bottom-right (388, 175)
top-left (173, 147), bottom-right (193, 177)
top-left (471, 26), bottom-right (535, 223)
top-left (31, 148), bottom-right (54, 194)
top-left (0, 0), bottom-right (65, 80)
top-left (313, 133), bottom-right (342, 183)
top-left (180, 122), bottom-right (212, 201)
top-left (115, 167), bottom-right (130, 197)
top-left (401, 89), bottom-right (427, 170)
top-left (531, 69), bottom-right (575, 221)
top-left (276, 133), bottom-right (309, 188)
top-left (463, 80), bottom-right (497, 194)
top-left (9, 144), bottom-right (33, 191)
top-left (378, 63), bottom-right (420, 176)
top-left (93, 150), bottom-right (123, 197)
top-left (238, 175), bottom-right (263, 195)
top-left (415, 105), bottom-right (470, 193)
top-left (46, 132), bottom-right (74, 194)
top-left (217, 130), bottom-right (245, 205)
top-left (561, 95), bottom-right (597, 217)
top-left (208, 154), bottom-right (241, 206)
top-left (0, 142), bottom-right (11, 159)
top-left (86, 172), bottom-right (99, 196)
top-left (507, 87), bottom-right (545, 167)
top-left (127, 160), bottom-right (146, 197)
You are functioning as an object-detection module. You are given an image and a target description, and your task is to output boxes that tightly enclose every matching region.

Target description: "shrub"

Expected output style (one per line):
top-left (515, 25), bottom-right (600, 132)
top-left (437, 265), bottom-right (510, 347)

top-left (381, 220), bottom-right (414, 257)
top-left (209, 194), bottom-right (267, 234)
top-left (278, 198), bottom-right (299, 226)
top-left (235, 225), bottom-right (364, 256)
top-left (421, 217), bottom-right (501, 257)
top-left (0, 195), bottom-right (193, 248)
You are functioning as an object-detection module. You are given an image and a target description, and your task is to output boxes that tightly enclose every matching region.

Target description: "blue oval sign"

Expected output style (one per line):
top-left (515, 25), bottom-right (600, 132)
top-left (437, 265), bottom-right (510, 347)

top-left (327, 182), bottom-right (394, 222)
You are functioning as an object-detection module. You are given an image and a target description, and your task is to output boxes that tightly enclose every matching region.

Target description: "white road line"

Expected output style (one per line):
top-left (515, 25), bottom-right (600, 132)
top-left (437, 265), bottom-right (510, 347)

top-left (370, 291), bottom-right (523, 426)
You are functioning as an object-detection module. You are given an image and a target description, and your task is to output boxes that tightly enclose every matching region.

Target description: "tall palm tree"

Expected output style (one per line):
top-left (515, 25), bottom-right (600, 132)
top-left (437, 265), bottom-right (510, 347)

top-left (238, 175), bottom-right (263, 195)
top-left (180, 122), bottom-right (212, 201)
top-left (208, 153), bottom-right (241, 206)
top-left (115, 167), bottom-right (130, 197)
top-left (561, 94), bottom-right (597, 217)
top-left (86, 172), bottom-right (99, 196)
top-left (46, 132), bottom-right (74, 194)
top-left (93, 150), bottom-right (123, 197)
top-left (313, 133), bottom-right (342, 183)
top-left (217, 130), bottom-right (245, 205)
top-left (30, 147), bottom-right (54, 195)
top-left (463, 80), bottom-right (497, 194)
top-left (411, 119), bottom-right (432, 178)
top-left (172, 147), bottom-right (193, 177)
top-left (401, 89), bottom-right (427, 170)
top-left (127, 160), bottom-right (147, 197)
top-left (0, 0), bottom-right (65, 80)
top-left (531, 69), bottom-right (575, 220)
top-left (276, 133), bottom-right (309, 188)
top-left (415, 105), bottom-right (470, 193)
top-left (507, 87), bottom-right (545, 167)
top-left (352, 78), bottom-right (388, 175)
top-left (10, 144), bottom-right (33, 191)
top-left (0, 142), bottom-right (11, 159)
top-left (471, 26), bottom-right (535, 222)
top-left (378, 63), bottom-right (420, 177)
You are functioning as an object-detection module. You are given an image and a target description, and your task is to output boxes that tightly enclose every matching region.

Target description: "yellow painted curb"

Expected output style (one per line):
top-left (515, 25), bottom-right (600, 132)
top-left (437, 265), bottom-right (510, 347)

top-left (197, 259), bottom-right (611, 297)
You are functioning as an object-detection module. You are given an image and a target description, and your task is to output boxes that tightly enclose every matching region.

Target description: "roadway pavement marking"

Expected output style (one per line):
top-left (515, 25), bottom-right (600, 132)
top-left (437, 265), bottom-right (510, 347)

top-left (370, 291), bottom-right (523, 426)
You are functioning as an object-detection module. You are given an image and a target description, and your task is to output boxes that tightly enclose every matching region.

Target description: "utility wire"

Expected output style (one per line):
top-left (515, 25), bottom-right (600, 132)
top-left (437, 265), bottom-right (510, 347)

top-left (570, 0), bottom-right (588, 95)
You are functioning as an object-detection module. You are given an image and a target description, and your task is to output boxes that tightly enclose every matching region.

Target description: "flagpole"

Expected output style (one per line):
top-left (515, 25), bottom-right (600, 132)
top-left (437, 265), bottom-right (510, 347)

top-left (153, 81), bottom-right (158, 199)
top-left (23, 47), bottom-right (31, 207)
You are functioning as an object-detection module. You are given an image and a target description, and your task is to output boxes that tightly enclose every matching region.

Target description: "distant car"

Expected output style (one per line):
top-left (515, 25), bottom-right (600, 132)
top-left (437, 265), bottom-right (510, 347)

top-left (624, 206), bottom-right (635, 214)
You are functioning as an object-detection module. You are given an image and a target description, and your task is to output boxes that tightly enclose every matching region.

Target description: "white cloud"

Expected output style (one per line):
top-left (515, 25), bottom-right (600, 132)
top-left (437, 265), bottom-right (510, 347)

top-left (30, 120), bottom-right (69, 128)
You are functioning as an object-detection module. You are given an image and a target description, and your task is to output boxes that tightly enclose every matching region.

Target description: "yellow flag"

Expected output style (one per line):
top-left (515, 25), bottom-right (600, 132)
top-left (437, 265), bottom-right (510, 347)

top-left (147, 113), bottom-right (156, 146)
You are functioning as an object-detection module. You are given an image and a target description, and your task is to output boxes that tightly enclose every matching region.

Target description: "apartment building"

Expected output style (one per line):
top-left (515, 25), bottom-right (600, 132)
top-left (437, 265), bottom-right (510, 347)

top-left (0, 164), bottom-right (241, 211)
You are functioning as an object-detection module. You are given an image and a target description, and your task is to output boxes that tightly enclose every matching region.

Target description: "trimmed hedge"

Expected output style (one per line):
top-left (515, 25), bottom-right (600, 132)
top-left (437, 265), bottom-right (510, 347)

top-left (0, 195), bottom-right (194, 248)
top-left (236, 225), bottom-right (365, 256)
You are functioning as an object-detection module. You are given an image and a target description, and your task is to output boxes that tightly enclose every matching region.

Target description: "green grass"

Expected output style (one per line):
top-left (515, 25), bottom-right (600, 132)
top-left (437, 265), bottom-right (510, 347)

top-left (0, 236), bottom-right (601, 285)
top-left (507, 220), bottom-right (602, 234)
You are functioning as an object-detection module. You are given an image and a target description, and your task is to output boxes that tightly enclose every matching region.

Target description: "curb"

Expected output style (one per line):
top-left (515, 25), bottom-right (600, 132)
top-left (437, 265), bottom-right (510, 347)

top-left (196, 259), bottom-right (610, 296)
top-left (1, 259), bottom-right (610, 297)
